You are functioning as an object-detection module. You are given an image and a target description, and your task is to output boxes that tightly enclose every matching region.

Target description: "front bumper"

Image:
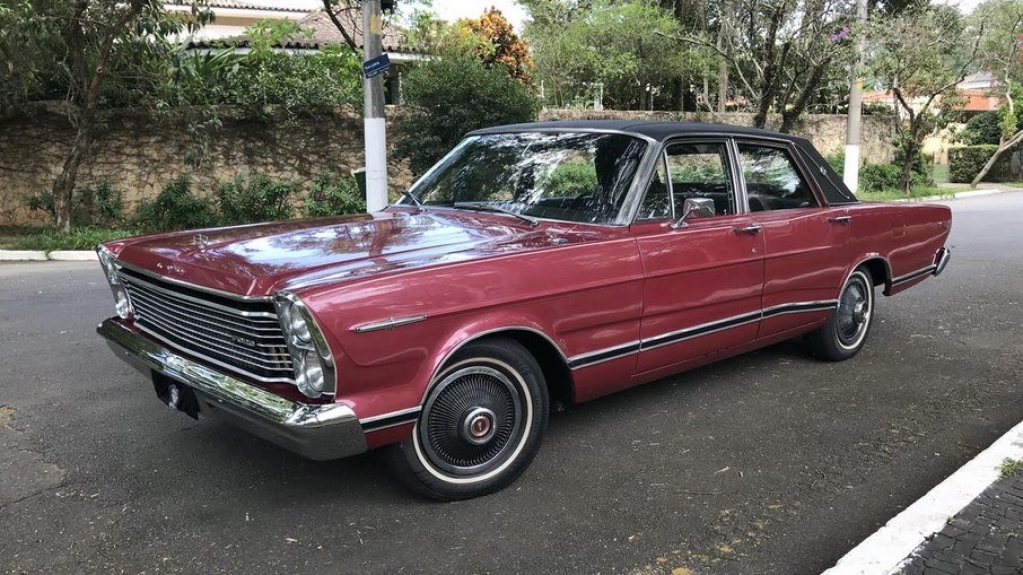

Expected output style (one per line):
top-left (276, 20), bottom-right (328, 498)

top-left (97, 318), bottom-right (367, 461)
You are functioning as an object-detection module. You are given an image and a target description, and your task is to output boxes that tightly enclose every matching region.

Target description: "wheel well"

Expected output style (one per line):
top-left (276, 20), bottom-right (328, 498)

top-left (483, 330), bottom-right (575, 407)
top-left (859, 258), bottom-right (891, 290)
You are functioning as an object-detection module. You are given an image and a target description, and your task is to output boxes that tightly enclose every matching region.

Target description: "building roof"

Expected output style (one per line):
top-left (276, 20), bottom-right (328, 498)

top-left (166, 0), bottom-right (316, 13)
top-left (186, 8), bottom-right (411, 53)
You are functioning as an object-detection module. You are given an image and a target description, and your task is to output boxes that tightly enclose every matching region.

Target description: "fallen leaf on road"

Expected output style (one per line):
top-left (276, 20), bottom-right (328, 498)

top-left (285, 537), bottom-right (298, 543)
top-left (671, 568), bottom-right (693, 575)
top-left (713, 466), bottom-right (730, 474)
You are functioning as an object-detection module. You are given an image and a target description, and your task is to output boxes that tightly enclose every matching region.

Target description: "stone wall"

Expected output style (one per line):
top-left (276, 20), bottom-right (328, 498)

top-left (0, 106), bottom-right (412, 227)
top-left (539, 109), bottom-right (896, 165)
top-left (1, 106), bottom-right (894, 227)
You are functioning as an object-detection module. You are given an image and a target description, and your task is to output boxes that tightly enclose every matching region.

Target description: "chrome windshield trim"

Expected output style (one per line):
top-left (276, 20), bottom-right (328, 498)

top-left (353, 315), bottom-right (428, 333)
top-left (115, 259), bottom-right (271, 303)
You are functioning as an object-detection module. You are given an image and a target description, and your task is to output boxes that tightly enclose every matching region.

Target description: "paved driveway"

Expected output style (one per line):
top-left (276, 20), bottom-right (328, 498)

top-left (2, 193), bottom-right (1022, 575)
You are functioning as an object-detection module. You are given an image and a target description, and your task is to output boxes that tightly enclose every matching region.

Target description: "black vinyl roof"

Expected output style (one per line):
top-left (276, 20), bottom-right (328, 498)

top-left (468, 120), bottom-right (858, 205)
top-left (469, 120), bottom-right (807, 144)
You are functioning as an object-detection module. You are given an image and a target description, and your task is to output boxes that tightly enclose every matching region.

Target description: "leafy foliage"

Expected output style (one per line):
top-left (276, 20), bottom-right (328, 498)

top-left (544, 162), bottom-right (599, 198)
top-left (131, 176), bottom-right (219, 233)
top-left (395, 47), bottom-right (540, 175)
top-left (26, 180), bottom-right (126, 228)
top-left (961, 111), bottom-right (1004, 145)
top-left (215, 175), bottom-right (296, 225)
top-left (460, 8), bottom-right (534, 84)
top-left (948, 145), bottom-right (1015, 182)
top-left (305, 172), bottom-right (366, 217)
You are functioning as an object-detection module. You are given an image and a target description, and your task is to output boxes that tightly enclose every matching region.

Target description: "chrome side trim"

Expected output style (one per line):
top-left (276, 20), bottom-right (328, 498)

top-left (892, 264), bottom-right (938, 287)
top-left (116, 259), bottom-right (271, 303)
top-left (640, 311), bottom-right (762, 352)
top-left (98, 318), bottom-right (366, 461)
top-left (353, 314), bottom-right (428, 333)
top-left (567, 300), bottom-right (839, 370)
top-left (360, 406), bottom-right (423, 432)
top-left (566, 340), bottom-right (641, 369)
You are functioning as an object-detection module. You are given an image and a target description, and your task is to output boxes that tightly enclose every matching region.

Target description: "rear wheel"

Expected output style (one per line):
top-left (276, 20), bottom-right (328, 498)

top-left (386, 338), bottom-right (548, 500)
top-left (805, 268), bottom-right (874, 361)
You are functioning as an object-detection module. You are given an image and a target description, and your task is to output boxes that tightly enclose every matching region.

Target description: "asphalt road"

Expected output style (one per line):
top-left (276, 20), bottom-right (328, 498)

top-left (2, 192), bottom-right (1022, 575)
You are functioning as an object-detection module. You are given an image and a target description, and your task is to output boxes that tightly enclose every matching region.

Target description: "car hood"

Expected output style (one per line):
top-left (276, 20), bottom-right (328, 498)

top-left (111, 210), bottom-right (621, 297)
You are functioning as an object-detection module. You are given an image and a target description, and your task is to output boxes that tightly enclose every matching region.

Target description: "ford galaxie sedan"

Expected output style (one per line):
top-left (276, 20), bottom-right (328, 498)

top-left (97, 121), bottom-right (951, 499)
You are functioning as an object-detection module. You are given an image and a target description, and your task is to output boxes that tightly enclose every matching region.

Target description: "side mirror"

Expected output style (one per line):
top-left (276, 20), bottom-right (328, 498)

top-left (671, 198), bottom-right (716, 229)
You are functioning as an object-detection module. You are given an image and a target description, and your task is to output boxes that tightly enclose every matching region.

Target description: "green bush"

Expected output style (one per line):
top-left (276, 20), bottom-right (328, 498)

top-left (26, 180), bottom-right (126, 228)
top-left (305, 172), bottom-right (365, 217)
top-left (395, 50), bottom-right (540, 176)
top-left (859, 163), bottom-right (903, 192)
top-left (132, 176), bottom-right (218, 233)
top-left (960, 112), bottom-right (1002, 145)
top-left (825, 149), bottom-right (846, 173)
top-left (215, 175), bottom-right (295, 225)
top-left (948, 145), bottom-right (1014, 183)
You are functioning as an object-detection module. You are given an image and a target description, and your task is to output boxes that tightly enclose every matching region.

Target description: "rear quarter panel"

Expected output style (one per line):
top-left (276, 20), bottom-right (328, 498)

top-left (846, 202), bottom-right (951, 293)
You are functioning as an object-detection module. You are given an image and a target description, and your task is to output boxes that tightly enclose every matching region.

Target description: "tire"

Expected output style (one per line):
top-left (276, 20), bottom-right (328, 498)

top-left (386, 338), bottom-right (549, 500)
top-left (805, 268), bottom-right (875, 361)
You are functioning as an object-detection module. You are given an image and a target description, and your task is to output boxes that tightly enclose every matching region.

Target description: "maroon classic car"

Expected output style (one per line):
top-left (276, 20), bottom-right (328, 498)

top-left (97, 121), bottom-right (951, 499)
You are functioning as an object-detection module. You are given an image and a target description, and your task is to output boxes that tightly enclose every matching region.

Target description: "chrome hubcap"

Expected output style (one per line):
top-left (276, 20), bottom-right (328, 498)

top-left (837, 275), bottom-right (871, 347)
top-left (462, 407), bottom-right (497, 445)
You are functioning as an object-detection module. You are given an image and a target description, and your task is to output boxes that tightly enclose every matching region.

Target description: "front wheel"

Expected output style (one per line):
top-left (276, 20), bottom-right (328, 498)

top-left (805, 268), bottom-right (875, 361)
top-left (386, 338), bottom-right (548, 500)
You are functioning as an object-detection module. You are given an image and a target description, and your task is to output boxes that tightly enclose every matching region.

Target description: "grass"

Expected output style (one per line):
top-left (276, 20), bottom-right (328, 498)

top-left (0, 226), bottom-right (141, 252)
top-left (856, 184), bottom-right (971, 202)
top-left (1000, 458), bottom-right (1023, 478)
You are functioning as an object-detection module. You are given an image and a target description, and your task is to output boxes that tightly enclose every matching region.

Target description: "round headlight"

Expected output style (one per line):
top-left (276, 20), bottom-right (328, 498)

top-left (113, 285), bottom-right (133, 319)
top-left (294, 349), bottom-right (325, 396)
top-left (289, 310), bottom-right (312, 343)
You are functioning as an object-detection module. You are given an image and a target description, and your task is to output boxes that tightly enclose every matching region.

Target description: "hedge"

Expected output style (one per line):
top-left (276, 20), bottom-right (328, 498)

top-left (948, 145), bottom-right (1014, 183)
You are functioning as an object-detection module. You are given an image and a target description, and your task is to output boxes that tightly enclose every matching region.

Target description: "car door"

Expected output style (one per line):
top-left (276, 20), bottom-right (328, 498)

top-left (735, 139), bottom-right (851, 338)
top-left (631, 139), bottom-right (765, 380)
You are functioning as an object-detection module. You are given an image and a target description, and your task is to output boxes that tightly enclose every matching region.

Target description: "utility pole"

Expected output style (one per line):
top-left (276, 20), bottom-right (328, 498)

top-left (844, 0), bottom-right (868, 192)
top-left (362, 0), bottom-right (388, 212)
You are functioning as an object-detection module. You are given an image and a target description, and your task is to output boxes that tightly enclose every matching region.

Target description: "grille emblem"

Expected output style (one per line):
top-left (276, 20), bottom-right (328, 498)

top-left (230, 335), bottom-right (257, 348)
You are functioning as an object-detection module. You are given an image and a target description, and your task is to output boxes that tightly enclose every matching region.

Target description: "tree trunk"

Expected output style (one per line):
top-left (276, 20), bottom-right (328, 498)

top-left (52, 114), bottom-right (91, 233)
top-left (899, 140), bottom-right (916, 194)
top-left (971, 129), bottom-right (1023, 187)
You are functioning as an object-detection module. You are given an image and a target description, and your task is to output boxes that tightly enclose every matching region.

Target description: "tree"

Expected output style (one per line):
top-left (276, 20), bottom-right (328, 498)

top-left (969, 0), bottom-right (1023, 187)
top-left (867, 4), bottom-right (982, 192)
top-left (523, 0), bottom-right (703, 109)
top-left (662, 0), bottom-right (857, 131)
top-left (461, 8), bottom-right (534, 84)
top-left (0, 0), bottom-right (211, 232)
top-left (395, 43), bottom-right (540, 175)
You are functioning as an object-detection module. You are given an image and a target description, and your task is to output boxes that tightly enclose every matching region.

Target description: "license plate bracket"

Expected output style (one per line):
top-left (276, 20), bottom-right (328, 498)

top-left (153, 372), bottom-right (201, 420)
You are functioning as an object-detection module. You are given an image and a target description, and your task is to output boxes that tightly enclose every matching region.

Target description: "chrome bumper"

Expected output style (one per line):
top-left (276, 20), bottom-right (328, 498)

top-left (97, 318), bottom-right (367, 461)
top-left (933, 246), bottom-right (952, 277)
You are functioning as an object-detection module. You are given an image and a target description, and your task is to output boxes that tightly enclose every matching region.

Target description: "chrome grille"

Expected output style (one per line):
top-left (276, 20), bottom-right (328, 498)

top-left (118, 269), bottom-right (295, 383)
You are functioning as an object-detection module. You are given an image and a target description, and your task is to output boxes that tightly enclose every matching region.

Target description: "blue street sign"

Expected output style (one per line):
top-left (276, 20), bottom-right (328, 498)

top-left (363, 54), bottom-right (391, 78)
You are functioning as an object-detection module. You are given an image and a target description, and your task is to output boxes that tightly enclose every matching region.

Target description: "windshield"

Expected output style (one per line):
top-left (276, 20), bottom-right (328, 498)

top-left (398, 132), bottom-right (648, 225)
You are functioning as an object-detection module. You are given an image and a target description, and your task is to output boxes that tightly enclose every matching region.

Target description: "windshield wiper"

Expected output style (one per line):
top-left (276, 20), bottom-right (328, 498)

top-left (401, 190), bottom-right (425, 211)
top-left (452, 202), bottom-right (539, 227)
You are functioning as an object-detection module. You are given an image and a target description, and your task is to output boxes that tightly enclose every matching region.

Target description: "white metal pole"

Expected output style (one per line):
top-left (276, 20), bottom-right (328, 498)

top-left (843, 0), bottom-right (868, 192)
top-left (363, 0), bottom-right (388, 212)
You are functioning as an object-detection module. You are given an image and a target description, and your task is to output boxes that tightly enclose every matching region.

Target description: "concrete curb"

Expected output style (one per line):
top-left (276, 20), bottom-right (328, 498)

top-left (0, 250), bottom-right (97, 262)
top-left (888, 188), bottom-right (1004, 203)
top-left (821, 419), bottom-right (1023, 575)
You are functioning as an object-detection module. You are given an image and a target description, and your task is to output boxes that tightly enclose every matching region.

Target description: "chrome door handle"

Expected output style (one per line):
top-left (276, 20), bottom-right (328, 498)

top-left (732, 225), bottom-right (762, 235)
top-left (828, 216), bottom-right (852, 225)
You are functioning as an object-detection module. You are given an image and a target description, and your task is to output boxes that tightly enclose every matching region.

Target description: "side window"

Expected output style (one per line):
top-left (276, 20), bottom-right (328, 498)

top-left (737, 144), bottom-right (819, 211)
top-left (665, 142), bottom-right (736, 216)
top-left (638, 154), bottom-right (671, 220)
